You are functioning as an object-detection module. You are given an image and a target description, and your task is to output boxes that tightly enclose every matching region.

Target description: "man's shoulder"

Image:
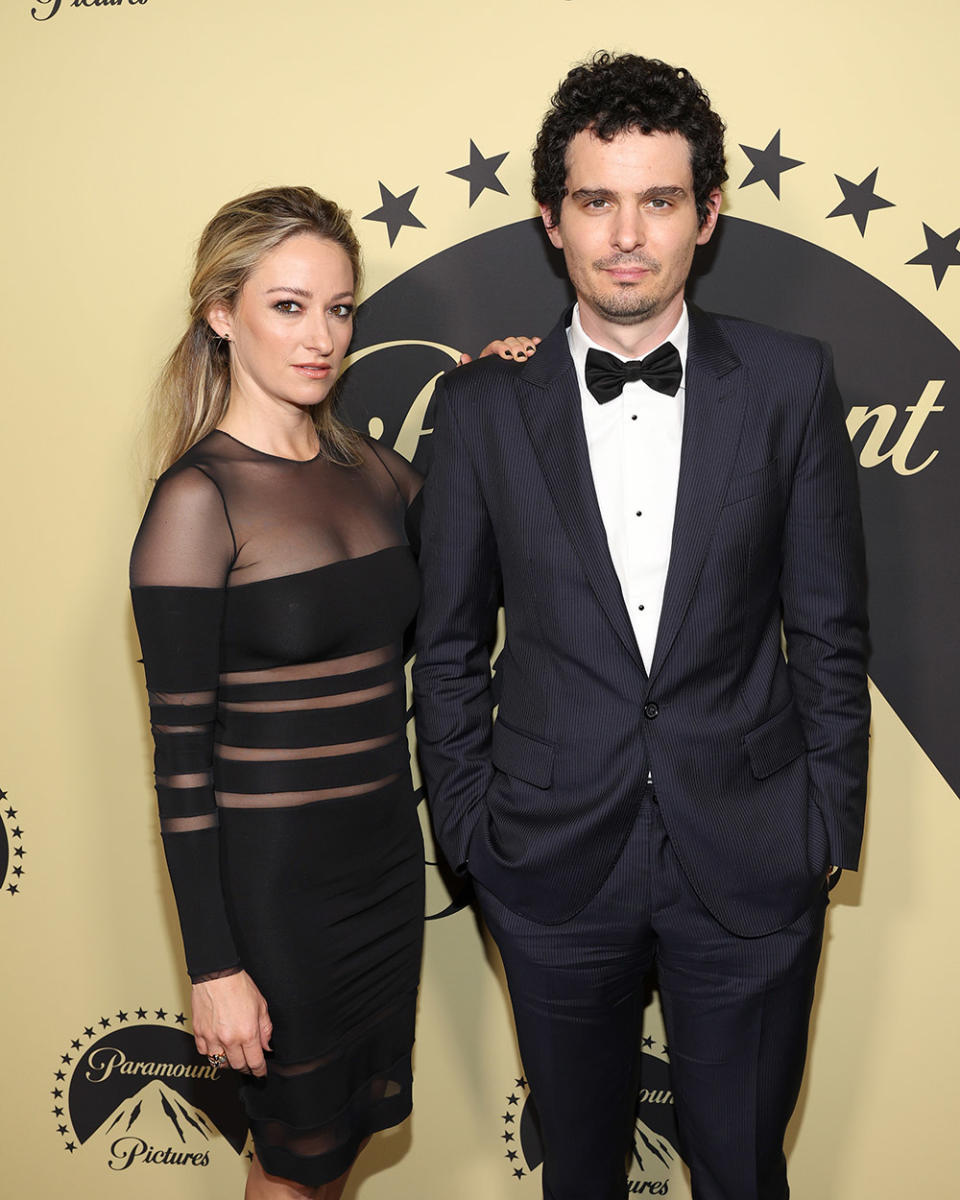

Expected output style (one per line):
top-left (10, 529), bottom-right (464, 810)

top-left (439, 318), bottom-right (574, 409)
top-left (696, 307), bottom-right (826, 368)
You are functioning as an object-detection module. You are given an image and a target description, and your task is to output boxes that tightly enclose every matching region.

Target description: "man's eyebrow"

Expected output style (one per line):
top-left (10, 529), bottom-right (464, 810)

top-left (569, 185), bottom-right (689, 203)
top-left (570, 187), bottom-right (618, 203)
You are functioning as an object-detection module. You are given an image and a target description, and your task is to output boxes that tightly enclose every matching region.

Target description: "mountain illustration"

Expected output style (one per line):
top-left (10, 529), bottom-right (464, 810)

top-left (632, 1118), bottom-right (676, 1174)
top-left (89, 1079), bottom-right (216, 1149)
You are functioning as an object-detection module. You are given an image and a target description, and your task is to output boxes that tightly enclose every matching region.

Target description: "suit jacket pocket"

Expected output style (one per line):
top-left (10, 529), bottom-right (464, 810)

top-left (721, 457), bottom-right (780, 507)
top-left (491, 717), bottom-right (555, 788)
top-left (743, 701), bottom-right (807, 779)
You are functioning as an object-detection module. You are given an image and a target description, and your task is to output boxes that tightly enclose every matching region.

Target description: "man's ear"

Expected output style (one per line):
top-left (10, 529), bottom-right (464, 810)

top-left (696, 189), bottom-right (723, 246)
top-left (539, 203), bottom-right (564, 250)
top-left (205, 302), bottom-right (233, 340)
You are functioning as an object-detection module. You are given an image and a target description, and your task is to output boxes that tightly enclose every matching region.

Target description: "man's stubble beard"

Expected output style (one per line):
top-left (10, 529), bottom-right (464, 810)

top-left (587, 288), bottom-right (663, 326)
top-left (582, 255), bottom-right (669, 327)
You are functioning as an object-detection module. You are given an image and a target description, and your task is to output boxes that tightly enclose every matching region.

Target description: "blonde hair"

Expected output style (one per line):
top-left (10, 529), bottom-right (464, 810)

top-left (149, 186), bottom-right (364, 475)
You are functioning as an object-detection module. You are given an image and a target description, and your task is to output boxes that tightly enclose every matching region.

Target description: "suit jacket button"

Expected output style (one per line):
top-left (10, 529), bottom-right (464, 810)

top-left (643, 702), bottom-right (659, 719)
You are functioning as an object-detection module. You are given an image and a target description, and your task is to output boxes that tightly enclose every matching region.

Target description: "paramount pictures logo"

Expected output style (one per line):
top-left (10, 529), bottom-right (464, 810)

top-left (498, 1042), bottom-right (679, 1194)
top-left (50, 1006), bottom-right (249, 1171)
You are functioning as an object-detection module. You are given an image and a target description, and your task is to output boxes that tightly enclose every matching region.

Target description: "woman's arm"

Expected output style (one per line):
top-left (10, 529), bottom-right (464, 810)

top-left (130, 464), bottom-right (272, 1075)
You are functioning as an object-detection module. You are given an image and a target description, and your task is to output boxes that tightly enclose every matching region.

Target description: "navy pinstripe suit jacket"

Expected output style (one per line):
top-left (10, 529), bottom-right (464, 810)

top-left (412, 305), bottom-right (870, 937)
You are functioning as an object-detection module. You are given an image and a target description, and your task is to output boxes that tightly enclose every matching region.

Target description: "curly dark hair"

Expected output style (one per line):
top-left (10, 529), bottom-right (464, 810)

top-left (533, 51), bottom-right (727, 228)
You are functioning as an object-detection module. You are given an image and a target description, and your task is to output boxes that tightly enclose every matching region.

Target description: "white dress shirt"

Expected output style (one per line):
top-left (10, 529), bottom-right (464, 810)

top-left (567, 303), bottom-right (688, 673)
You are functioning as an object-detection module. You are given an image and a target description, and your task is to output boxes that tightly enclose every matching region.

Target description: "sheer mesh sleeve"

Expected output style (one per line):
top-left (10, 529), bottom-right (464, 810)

top-left (366, 439), bottom-right (423, 558)
top-left (130, 466), bottom-right (241, 981)
top-left (366, 438), bottom-right (423, 507)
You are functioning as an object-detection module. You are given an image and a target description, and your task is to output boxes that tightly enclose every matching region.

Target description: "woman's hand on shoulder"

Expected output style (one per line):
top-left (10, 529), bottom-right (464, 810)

top-left (458, 335), bottom-right (541, 365)
top-left (191, 970), bottom-right (273, 1077)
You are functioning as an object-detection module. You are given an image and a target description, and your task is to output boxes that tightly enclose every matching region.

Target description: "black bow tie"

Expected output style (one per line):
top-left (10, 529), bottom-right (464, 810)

top-left (584, 342), bottom-right (683, 403)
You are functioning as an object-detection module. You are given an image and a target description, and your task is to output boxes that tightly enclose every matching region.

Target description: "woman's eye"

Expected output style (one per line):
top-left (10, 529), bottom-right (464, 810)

top-left (330, 303), bottom-right (355, 319)
top-left (273, 300), bottom-right (301, 313)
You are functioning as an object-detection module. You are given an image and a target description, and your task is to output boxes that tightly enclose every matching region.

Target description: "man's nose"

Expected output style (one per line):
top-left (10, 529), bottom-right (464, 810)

top-left (612, 207), bottom-right (645, 252)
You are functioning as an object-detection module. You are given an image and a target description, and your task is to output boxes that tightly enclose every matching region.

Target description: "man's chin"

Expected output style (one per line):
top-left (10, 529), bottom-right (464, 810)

top-left (591, 296), bottom-right (662, 325)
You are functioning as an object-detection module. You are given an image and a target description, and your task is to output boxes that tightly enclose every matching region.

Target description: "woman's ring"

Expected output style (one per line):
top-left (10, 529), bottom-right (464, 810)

top-left (207, 1052), bottom-right (227, 1068)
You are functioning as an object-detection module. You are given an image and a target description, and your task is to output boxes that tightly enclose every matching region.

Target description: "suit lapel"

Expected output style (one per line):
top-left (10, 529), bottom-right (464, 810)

top-left (517, 313), bottom-right (647, 675)
top-left (648, 306), bottom-right (745, 684)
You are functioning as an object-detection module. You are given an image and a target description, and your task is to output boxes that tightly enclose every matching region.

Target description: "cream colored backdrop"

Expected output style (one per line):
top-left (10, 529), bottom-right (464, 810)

top-left (2, 2), bottom-right (957, 1196)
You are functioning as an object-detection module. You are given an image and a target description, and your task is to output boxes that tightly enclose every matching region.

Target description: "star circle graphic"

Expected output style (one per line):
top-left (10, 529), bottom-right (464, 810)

top-left (0, 787), bottom-right (26, 896)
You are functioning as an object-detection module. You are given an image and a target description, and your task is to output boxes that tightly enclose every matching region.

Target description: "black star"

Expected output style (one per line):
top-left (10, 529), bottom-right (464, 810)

top-left (52, 1106), bottom-right (64, 1117)
top-left (57, 1124), bottom-right (67, 1136)
top-left (70, 1040), bottom-right (81, 1051)
top-left (363, 183), bottom-right (425, 247)
top-left (515, 1077), bottom-right (528, 1089)
top-left (502, 1112), bottom-right (515, 1124)
top-left (907, 223), bottom-right (960, 288)
top-left (0, 789), bottom-right (8, 800)
top-left (662, 1044), bottom-right (669, 1056)
top-left (136, 1008), bottom-right (148, 1020)
top-left (505, 1149), bottom-right (519, 1161)
top-left (246, 1150), bottom-right (255, 1162)
top-left (507, 1093), bottom-right (519, 1105)
top-left (65, 1142), bottom-right (76, 1153)
top-left (502, 1130), bottom-right (515, 1142)
top-left (13, 847), bottom-right (24, 858)
top-left (116, 1011), bottom-right (129, 1023)
top-left (60, 1054), bottom-right (72, 1065)
top-left (7, 884), bottom-right (18, 895)
top-left (738, 131), bottom-right (803, 198)
top-left (83, 1027), bottom-right (94, 1039)
top-left (99, 1016), bottom-right (111, 1029)
top-left (642, 1035), bottom-right (655, 1048)
top-left (5, 807), bottom-right (15, 818)
top-left (155, 1008), bottom-right (167, 1021)
top-left (826, 168), bottom-right (894, 236)
top-left (175, 1012), bottom-right (187, 1025)
top-left (54, 1070), bottom-right (65, 1081)
top-left (51, 1088), bottom-right (63, 1098)
top-left (11, 827), bottom-right (22, 839)
top-left (12, 866), bottom-right (23, 876)
top-left (447, 140), bottom-right (509, 207)
top-left (513, 1167), bottom-right (526, 1179)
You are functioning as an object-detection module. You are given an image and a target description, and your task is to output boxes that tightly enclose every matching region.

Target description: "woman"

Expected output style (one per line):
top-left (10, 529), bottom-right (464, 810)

top-left (130, 186), bottom-right (536, 1199)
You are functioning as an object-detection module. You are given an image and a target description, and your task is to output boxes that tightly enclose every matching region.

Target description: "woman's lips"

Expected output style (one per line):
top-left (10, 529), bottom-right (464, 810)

top-left (293, 363), bottom-right (331, 378)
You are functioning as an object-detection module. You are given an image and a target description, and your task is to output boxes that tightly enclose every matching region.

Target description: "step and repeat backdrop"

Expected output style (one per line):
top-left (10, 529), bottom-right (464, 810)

top-left (2, 2), bottom-right (957, 1196)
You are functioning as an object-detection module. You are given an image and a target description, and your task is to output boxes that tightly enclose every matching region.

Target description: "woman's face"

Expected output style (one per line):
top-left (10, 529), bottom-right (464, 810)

top-left (210, 233), bottom-right (356, 412)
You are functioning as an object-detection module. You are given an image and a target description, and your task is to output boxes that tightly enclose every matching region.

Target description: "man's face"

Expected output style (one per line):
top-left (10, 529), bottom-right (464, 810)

top-left (541, 127), bottom-right (721, 346)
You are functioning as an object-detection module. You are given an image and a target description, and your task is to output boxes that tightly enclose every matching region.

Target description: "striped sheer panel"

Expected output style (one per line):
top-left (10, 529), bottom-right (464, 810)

top-left (149, 688), bottom-right (220, 835)
top-left (246, 996), bottom-right (415, 1171)
top-left (214, 646), bottom-right (406, 809)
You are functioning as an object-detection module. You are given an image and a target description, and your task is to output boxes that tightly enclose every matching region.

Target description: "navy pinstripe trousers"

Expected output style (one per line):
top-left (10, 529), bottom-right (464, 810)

top-left (476, 790), bottom-right (827, 1200)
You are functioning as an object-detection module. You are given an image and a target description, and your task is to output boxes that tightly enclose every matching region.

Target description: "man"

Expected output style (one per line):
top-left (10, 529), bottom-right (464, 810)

top-left (413, 52), bottom-right (869, 1200)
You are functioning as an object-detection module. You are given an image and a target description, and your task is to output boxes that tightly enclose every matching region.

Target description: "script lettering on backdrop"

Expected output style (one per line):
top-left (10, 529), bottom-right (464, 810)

top-left (846, 380), bottom-right (944, 474)
top-left (30, 0), bottom-right (148, 22)
top-left (344, 344), bottom-right (946, 478)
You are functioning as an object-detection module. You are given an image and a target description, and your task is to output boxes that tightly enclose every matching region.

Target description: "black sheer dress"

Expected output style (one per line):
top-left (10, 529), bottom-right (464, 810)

top-left (130, 429), bottom-right (424, 1186)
